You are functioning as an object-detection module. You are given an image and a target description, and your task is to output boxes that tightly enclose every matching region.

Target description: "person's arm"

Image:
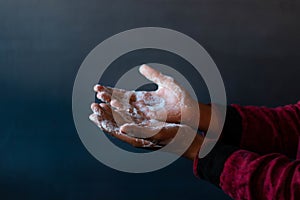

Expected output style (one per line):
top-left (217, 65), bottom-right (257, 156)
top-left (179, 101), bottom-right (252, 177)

top-left (224, 103), bottom-right (300, 159)
top-left (194, 143), bottom-right (300, 200)
top-left (94, 64), bottom-right (300, 158)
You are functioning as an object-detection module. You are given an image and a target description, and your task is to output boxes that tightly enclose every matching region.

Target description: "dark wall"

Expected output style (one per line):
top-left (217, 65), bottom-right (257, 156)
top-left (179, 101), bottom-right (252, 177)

top-left (1, 0), bottom-right (300, 199)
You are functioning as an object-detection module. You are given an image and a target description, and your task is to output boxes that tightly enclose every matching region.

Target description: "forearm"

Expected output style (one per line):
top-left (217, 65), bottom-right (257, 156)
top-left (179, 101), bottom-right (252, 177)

top-left (198, 102), bottom-right (300, 158)
top-left (194, 144), bottom-right (300, 200)
top-left (197, 103), bottom-right (211, 132)
top-left (221, 150), bottom-right (300, 200)
top-left (232, 102), bottom-right (300, 158)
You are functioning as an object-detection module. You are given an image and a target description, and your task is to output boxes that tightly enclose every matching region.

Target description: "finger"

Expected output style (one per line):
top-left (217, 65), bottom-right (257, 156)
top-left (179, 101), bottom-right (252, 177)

top-left (111, 89), bottom-right (134, 107)
top-left (89, 114), bottom-right (160, 149)
top-left (91, 103), bottom-right (115, 123)
top-left (139, 64), bottom-right (174, 86)
top-left (98, 90), bottom-right (133, 108)
top-left (113, 133), bottom-right (162, 149)
top-left (94, 84), bottom-right (115, 95)
top-left (99, 103), bottom-right (112, 113)
top-left (105, 86), bottom-right (132, 103)
top-left (120, 123), bottom-right (157, 138)
top-left (111, 107), bottom-right (133, 125)
top-left (94, 84), bottom-right (138, 110)
top-left (94, 84), bottom-right (106, 93)
top-left (89, 112), bottom-right (121, 135)
top-left (89, 113), bottom-right (106, 131)
top-left (98, 103), bottom-right (135, 125)
top-left (89, 113), bottom-right (101, 126)
top-left (96, 91), bottom-right (111, 103)
top-left (99, 103), bottom-right (113, 118)
top-left (110, 99), bottom-right (124, 109)
top-left (120, 122), bottom-right (179, 142)
top-left (91, 103), bottom-right (102, 115)
top-left (94, 84), bottom-right (128, 102)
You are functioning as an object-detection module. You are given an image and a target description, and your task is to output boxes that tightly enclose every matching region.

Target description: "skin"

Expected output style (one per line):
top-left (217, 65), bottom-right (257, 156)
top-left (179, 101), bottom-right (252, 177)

top-left (89, 103), bottom-right (204, 160)
top-left (89, 64), bottom-right (211, 160)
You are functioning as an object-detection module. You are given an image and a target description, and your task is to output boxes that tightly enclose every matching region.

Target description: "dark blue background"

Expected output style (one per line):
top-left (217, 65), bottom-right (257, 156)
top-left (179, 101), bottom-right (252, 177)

top-left (1, 0), bottom-right (300, 199)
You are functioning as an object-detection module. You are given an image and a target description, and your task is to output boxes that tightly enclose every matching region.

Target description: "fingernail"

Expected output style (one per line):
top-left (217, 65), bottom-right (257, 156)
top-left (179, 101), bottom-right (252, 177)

top-left (93, 84), bottom-right (100, 92)
top-left (91, 104), bottom-right (100, 114)
top-left (94, 84), bottom-right (104, 92)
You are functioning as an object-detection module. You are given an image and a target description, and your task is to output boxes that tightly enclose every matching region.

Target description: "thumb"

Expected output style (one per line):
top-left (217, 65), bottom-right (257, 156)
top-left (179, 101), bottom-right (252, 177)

top-left (139, 64), bottom-right (174, 86)
top-left (120, 123), bottom-right (160, 139)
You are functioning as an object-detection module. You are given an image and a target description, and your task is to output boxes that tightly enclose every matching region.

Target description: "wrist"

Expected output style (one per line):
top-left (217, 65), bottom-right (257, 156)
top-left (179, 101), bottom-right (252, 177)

top-left (198, 103), bottom-right (211, 132)
top-left (183, 134), bottom-right (203, 160)
top-left (182, 102), bottom-right (211, 131)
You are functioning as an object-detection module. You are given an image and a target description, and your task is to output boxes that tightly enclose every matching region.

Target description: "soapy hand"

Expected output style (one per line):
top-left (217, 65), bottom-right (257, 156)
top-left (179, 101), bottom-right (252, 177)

top-left (89, 102), bottom-right (160, 149)
top-left (89, 64), bottom-right (210, 159)
top-left (94, 64), bottom-right (200, 128)
top-left (89, 102), bottom-right (203, 159)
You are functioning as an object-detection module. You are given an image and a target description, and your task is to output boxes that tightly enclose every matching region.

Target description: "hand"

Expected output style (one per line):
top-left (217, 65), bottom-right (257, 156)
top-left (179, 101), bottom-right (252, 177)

top-left (89, 102), bottom-right (161, 149)
top-left (89, 103), bottom-right (203, 160)
top-left (94, 64), bottom-right (210, 130)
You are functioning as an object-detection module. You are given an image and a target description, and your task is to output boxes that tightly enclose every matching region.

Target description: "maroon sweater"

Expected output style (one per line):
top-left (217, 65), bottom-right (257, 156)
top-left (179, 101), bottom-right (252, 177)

top-left (194, 102), bottom-right (300, 200)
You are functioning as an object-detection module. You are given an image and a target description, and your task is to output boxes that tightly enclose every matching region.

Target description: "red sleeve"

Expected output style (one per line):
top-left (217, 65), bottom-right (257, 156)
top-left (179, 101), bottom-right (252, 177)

top-left (220, 150), bottom-right (300, 200)
top-left (231, 102), bottom-right (300, 159)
